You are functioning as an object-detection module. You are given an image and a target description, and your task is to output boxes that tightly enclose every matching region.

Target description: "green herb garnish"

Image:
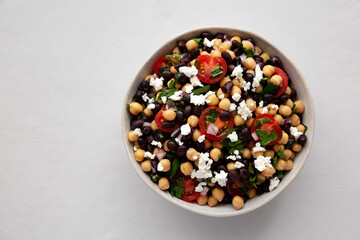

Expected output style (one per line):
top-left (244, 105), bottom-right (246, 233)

top-left (168, 157), bottom-right (180, 178)
top-left (156, 88), bottom-right (177, 101)
top-left (255, 129), bottom-right (278, 147)
top-left (195, 59), bottom-right (199, 68)
top-left (126, 104), bottom-right (130, 112)
top-left (192, 84), bottom-right (210, 95)
top-left (150, 173), bottom-right (159, 182)
top-left (159, 65), bottom-right (167, 77)
top-left (254, 117), bottom-right (273, 128)
top-left (248, 164), bottom-right (254, 174)
top-left (208, 108), bottom-right (219, 123)
top-left (210, 66), bottom-right (223, 78)
top-left (259, 83), bottom-right (279, 95)
top-left (277, 149), bottom-right (286, 159)
top-left (261, 77), bottom-right (269, 82)
top-left (193, 38), bottom-right (202, 43)
top-left (265, 58), bottom-right (273, 65)
top-left (276, 171), bottom-right (283, 179)
top-left (272, 156), bottom-right (278, 169)
top-left (169, 178), bottom-right (184, 198)
top-left (244, 49), bottom-right (255, 58)
top-left (165, 54), bottom-right (181, 61)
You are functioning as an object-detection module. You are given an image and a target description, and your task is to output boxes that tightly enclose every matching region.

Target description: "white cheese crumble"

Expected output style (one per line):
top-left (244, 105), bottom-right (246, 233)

top-left (179, 65), bottom-right (198, 78)
top-left (211, 170), bottom-right (228, 187)
top-left (144, 151), bottom-right (155, 159)
top-left (237, 100), bottom-right (252, 120)
top-left (133, 146), bottom-right (137, 152)
top-left (142, 93), bottom-right (150, 102)
top-left (227, 131), bottom-right (239, 142)
top-left (242, 81), bottom-right (251, 91)
top-left (191, 152), bottom-right (213, 179)
top-left (271, 105), bottom-right (279, 111)
top-left (253, 142), bottom-right (266, 153)
top-left (161, 96), bottom-right (167, 104)
top-left (180, 123), bottom-right (191, 136)
top-left (190, 75), bottom-right (203, 87)
top-left (261, 107), bottom-right (268, 114)
top-left (229, 103), bottom-right (237, 112)
top-left (203, 38), bottom-right (215, 48)
top-left (231, 65), bottom-right (243, 80)
top-left (259, 101), bottom-right (264, 107)
top-left (169, 90), bottom-right (183, 101)
top-left (184, 85), bottom-right (193, 93)
top-left (227, 155), bottom-right (237, 161)
top-left (232, 92), bottom-right (241, 102)
top-left (147, 103), bottom-right (155, 110)
top-left (218, 94), bottom-right (224, 100)
top-left (290, 126), bottom-right (303, 140)
top-left (133, 128), bottom-right (143, 137)
top-left (254, 155), bottom-right (272, 172)
top-left (269, 177), bottom-right (280, 191)
top-left (190, 91), bottom-right (214, 106)
top-left (157, 162), bottom-right (164, 171)
top-left (251, 65), bottom-right (263, 92)
top-left (198, 135), bottom-right (206, 143)
top-left (234, 161), bottom-right (245, 169)
top-left (149, 77), bottom-right (164, 91)
top-left (175, 138), bottom-right (183, 146)
top-left (234, 150), bottom-right (240, 156)
top-left (151, 140), bottom-right (162, 148)
top-left (195, 182), bottom-right (207, 192)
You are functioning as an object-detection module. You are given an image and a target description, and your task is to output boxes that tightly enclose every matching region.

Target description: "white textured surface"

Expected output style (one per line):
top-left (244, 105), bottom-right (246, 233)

top-left (0, 0), bottom-right (359, 239)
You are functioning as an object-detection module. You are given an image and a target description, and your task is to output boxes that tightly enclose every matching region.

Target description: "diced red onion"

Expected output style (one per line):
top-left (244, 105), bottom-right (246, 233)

top-left (200, 187), bottom-right (209, 197)
top-left (176, 134), bottom-right (183, 141)
top-left (240, 53), bottom-right (247, 62)
top-left (142, 122), bottom-right (151, 127)
top-left (224, 35), bottom-right (231, 41)
top-left (156, 150), bottom-right (166, 160)
top-left (281, 118), bottom-right (292, 125)
top-left (213, 46), bottom-right (219, 50)
top-left (207, 123), bottom-right (218, 136)
top-left (224, 40), bottom-right (232, 46)
top-left (170, 128), bottom-right (180, 138)
top-left (252, 131), bottom-right (259, 141)
top-left (180, 91), bottom-right (185, 99)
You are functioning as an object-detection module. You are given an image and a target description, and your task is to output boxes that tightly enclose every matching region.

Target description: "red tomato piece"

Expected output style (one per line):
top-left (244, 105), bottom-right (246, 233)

top-left (196, 55), bottom-right (227, 84)
top-left (181, 176), bottom-right (200, 202)
top-left (273, 67), bottom-right (289, 98)
top-left (154, 106), bottom-right (180, 133)
top-left (153, 56), bottom-right (169, 76)
top-left (199, 107), bottom-right (234, 141)
top-left (250, 114), bottom-right (282, 146)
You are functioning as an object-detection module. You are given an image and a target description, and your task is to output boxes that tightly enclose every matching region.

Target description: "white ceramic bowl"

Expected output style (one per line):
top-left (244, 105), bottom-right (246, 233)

top-left (122, 27), bottom-right (315, 217)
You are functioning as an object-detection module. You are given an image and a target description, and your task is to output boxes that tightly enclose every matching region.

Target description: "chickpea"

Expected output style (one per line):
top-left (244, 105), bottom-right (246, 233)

top-left (274, 114), bottom-right (283, 125)
top-left (283, 149), bottom-right (293, 160)
top-left (158, 177), bottom-right (170, 190)
top-left (227, 162), bottom-right (236, 171)
top-left (257, 173), bottom-right (266, 184)
top-left (270, 75), bottom-right (283, 86)
top-left (297, 124), bottom-right (306, 133)
top-left (153, 147), bottom-right (161, 155)
top-left (285, 99), bottom-right (294, 109)
top-left (285, 160), bottom-right (293, 171)
top-left (219, 98), bottom-right (231, 110)
top-left (213, 39), bottom-right (222, 48)
top-left (262, 166), bottom-right (276, 177)
top-left (243, 57), bottom-right (256, 70)
top-left (246, 118), bottom-right (254, 128)
top-left (231, 86), bottom-right (241, 96)
top-left (185, 39), bottom-right (199, 51)
top-left (206, 94), bottom-right (219, 106)
top-left (128, 130), bottom-right (140, 142)
top-left (170, 65), bottom-right (178, 74)
top-left (163, 140), bottom-right (170, 152)
top-left (192, 129), bottom-right (202, 142)
top-left (204, 139), bottom-right (212, 149)
top-left (246, 99), bottom-right (256, 112)
top-left (255, 84), bottom-right (263, 93)
top-left (254, 45), bottom-right (262, 55)
top-left (208, 195), bottom-right (219, 207)
top-left (159, 159), bottom-right (171, 172)
top-left (200, 51), bottom-right (210, 56)
top-left (208, 182), bottom-right (216, 187)
top-left (255, 107), bottom-right (264, 116)
top-left (210, 148), bottom-right (222, 162)
top-left (217, 88), bottom-right (230, 98)
top-left (210, 49), bottom-right (221, 58)
top-left (230, 36), bottom-right (241, 43)
top-left (226, 50), bottom-right (235, 59)
top-left (220, 76), bottom-right (231, 87)
top-left (242, 40), bottom-right (254, 50)
top-left (181, 83), bottom-right (192, 92)
top-left (129, 102), bottom-right (143, 115)
top-left (194, 159), bottom-right (199, 167)
top-left (273, 144), bottom-right (285, 153)
top-left (144, 108), bottom-right (153, 117)
top-left (180, 162), bottom-right (194, 176)
top-left (241, 148), bottom-right (251, 159)
top-left (278, 131), bottom-right (289, 145)
top-left (262, 65), bottom-right (275, 78)
top-left (279, 105), bottom-right (292, 117)
top-left (285, 86), bottom-right (291, 95)
top-left (163, 110), bottom-right (176, 121)
top-left (186, 148), bottom-right (199, 161)
top-left (212, 188), bottom-right (225, 202)
top-left (276, 159), bottom-right (286, 171)
top-left (248, 188), bottom-right (256, 199)
top-left (247, 140), bottom-right (255, 150)
top-left (172, 47), bottom-right (180, 54)
top-left (144, 75), bottom-right (154, 81)
top-left (219, 42), bottom-right (231, 52)
top-left (252, 149), bottom-right (263, 158)
top-left (232, 196), bottom-right (244, 210)
top-left (260, 52), bottom-right (270, 62)
top-left (141, 160), bottom-right (152, 172)
top-left (135, 149), bottom-right (145, 162)
top-left (294, 100), bottom-right (305, 114)
top-left (212, 141), bottom-right (223, 149)
top-left (232, 78), bottom-right (241, 87)
top-left (133, 141), bottom-right (140, 149)
top-left (187, 115), bottom-right (199, 127)
top-left (292, 143), bottom-right (302, 152)
top-left (196, 195), bottom-right (208, 205)
top-left (264, 150), bottom-right (275, 158)
top-left (267, 104), bottom-right (278, 116)
top-left (234, 115), bottom-right (246, 126)
top-left (290, 151), bottom-right (296, 160)
top-left (289, 113), bottom-right (300, 127)
top-left (150, 120), bottom-right (158, 131)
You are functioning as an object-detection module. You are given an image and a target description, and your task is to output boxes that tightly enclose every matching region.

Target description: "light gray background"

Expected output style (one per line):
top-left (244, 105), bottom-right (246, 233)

top-left (0, 0), bottom-right (359, 239)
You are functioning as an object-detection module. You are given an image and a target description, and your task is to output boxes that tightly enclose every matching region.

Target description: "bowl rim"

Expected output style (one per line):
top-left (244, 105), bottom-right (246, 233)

top-left (121, 26), bottom-right (315, 217)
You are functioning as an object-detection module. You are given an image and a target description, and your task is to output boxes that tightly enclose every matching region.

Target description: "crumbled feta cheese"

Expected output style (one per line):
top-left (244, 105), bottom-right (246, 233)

top-left (191, 152), bottom-right (213, 179)
top-left (227, 155), bottom-right (238, 161)
top-left (157, 162), bottom-right (164, 171)
top-left (150, 77), bottom-right (164, 91)
top-left (190, 91), bottom-right (214, 106)
top-left (251, 65), bottom-right (263, 92)
top-left (218, 94), bottom-right (224, 100)
top-left (184, 85), bottom-right (193, 93)
top-left (261, 107), bottom-right (268, 114)
top-left (227, 131), bottom-right (238, 142)
top-left (254, 155), bottom-right (272, 172)
top-left (259, 101), bottom-right (264, 107)
top-left (161, 96), bottom-right (167, 104)
top-left (169, 90), bottom-right (183, 101)
top-left (211, 170), bottom-right (228, 187)
top-left (203, 38), bottom-right (215, 48)
top-left (133, 146), bottom-right (137, 152)
top-left (231, 65), bottom-right (243, 80)
top-left (232, 92), bottom-right (241, 102)
top-left (190, 75), bottom-right (203, 87)
top-left (144, 151), bottom-right (155, 159)
top-left (234, 150), bottom-right (240, 156)
top-left (179, 65), bottom-right (198, 78)
top-left (234, 161), bottom-right (245, 169)
top-left (237, 100), bottom-right (252, 120)
top-left (180, 123), bottom-right (191, 136)
top-left (198, 135), bottom-right (206, 143)
top-left (142, 93), bottom-right (150, 102)
top-left (133, 128), bottom-right (143, 137)
top-left (271, 105), bottom-right (279, 111)
top-left (175, 138), bottom-right (183, 146)
top-left (242, 81), bottom-right (251, 92)
top-left (290, 126), bottom-right (303, 140)
top-left (195, 182), bottom-right (207, 192)
top-left (269, 177), bottom-right (280, 191)
top-left (253, 142), bottom-right (266, 153)
top-left (147, 103), bottom-right (155, 109)
top-left (229, 103), bottom-right (237, 112)
top-left (151, 140), bottom-right (162, 148)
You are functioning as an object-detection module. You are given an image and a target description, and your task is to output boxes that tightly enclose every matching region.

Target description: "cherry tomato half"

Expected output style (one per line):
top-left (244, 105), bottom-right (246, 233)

top-left (196, 55), bottom-right (227, 84)
top-left (226, 181), bottom-right (246, 197)
top-left (154, 106), bottom-right (180, 133)
top-left (250, 114), bottom-right (282, 146)
top-left (153, 56), bottom-right (169, 76)
top-left (273, 67), bottom-right (289, 98)
top-left (181, 176), bottom-right (200, 202)
top-left (199, 107), bottom-right (234, 141)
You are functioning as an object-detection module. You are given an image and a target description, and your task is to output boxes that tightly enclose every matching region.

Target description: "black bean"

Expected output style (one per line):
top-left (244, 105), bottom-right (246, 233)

top-left (181, 56), bottom-right (191, 64)
top-left (222, 193), bottom-right (232, 203)
top-left (178, 100), bottom-right (185, 108)
top-left (183, 105), bottom-right (192, 117)
top-left (178, 73), bottom-right (187, 84)
top-left (147, 144), bottom-right (154, 152)
top-left (238, 127), bottom-right (250, 138)
top-left (229, 170), bottom-right (241, 182)
top-left (141, 80), bottom-right (151, 91)
top-left (258, 62), bottom-right (265, 69)
top-left (246, 38), bottom-right (255, 46)
top-left (242, 91), bottom-right (250, 100)
top-left (190, 48), bottom-right (200, 59)
top-left (177, 40), bottom-right (186, 50)
top-left (273, 99), bottom-right (281, 106)
top-left (217, 165), bottom-right (227, 173)
top-left (222, 81), bottom-right (233, 93)
top-left (221, 51), bottom-right (232, 64)
top-left (141, 126), bottom-right (151, 135)
top-left (233, 48), bottom-right (241, 56)
top-left (290, 89), bottom-right (297, 100)
top-left (193, 105), bottom-right (204, 117)
top-left (219, 111), bottom-right (231, 121)
top-left (161, 121), bottom-right (175, 129)
top-left (150, 159), bottom-right (159, 173)
top-left (242, 160), bottom-right (249, 169)
top-left (153, 102), bottom-right (162, 114)
top-left (298, 135), bottom-right (307, 145)
top-left (167, 140), bottom-right (178, 152)
top-left (227, 64), bottom-right (235, 74)
top-left (282, 124), bottom-right (291, 135)
top-left (231, 40), bottom-right (240, 50)
top-left (252, 94), bottom-right (259, 103)
top-left (182, 92), bottom-right (190, 102)
top-left (142, 116), bottom-right (150, 123)
top-left (203, 46), bottom-right (212, 53)
top-left (162, 70), bottom-right (174, 82)
top-left (174, 62), bottom-right (186, 71)
top-left (134, 90), bottom-right (143, 102)
top-left (201, 31), bottom-right (213, 40)
top-left (138, 137), bottom-right (146, 149)
top-left (215, 32), bottom-right (225, 40)
top-left (146, 135), bottom-right (154, 145)
top-left (176, 145), bottom-right (187, 157)
top-left (176, 111), bottom-right (184, 123)
top-left (240, 168), bottom-right (250, 180)
top-left (131, 119), bottom-right (144, 129)
top-left (254, 56), bottom-right (263, 64)
top-left (154, 133), bottom-right (162, 142)
top-left (285, 138), bottom-right (295, 149)
top-left (244, 73), bottom-right (254, 82)
top-left (233, 56), bottom-right (242, 66)
top-left (182, 133), bottom-right (192, 142)
top-left (272, 56), bottom-right (282, 68)
top-left (280, 94), bottom-right (290, 103)
top-left (263, 93), bottom-right (274, 102)
top-left (194, 142), bottom-right (205, 152)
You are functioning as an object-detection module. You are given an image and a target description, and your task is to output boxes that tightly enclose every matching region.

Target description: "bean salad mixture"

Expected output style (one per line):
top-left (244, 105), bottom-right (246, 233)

top-left (127, 31), bottom-right (307, 210)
